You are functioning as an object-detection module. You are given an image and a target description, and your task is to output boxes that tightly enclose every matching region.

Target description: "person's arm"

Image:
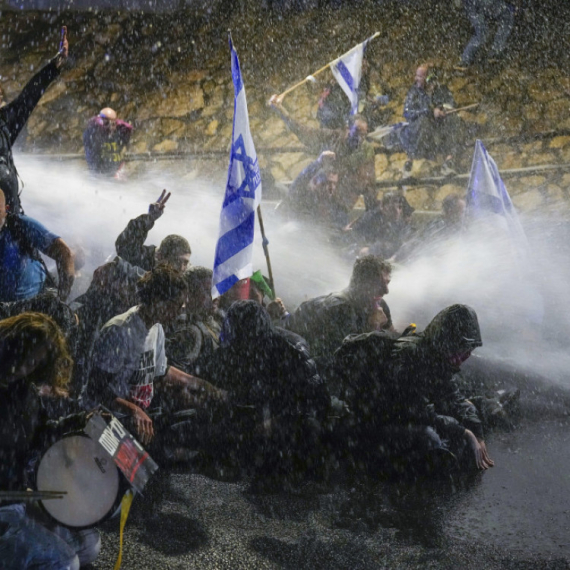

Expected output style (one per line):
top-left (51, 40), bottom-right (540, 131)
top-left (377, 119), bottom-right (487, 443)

top-left (0, 29), bottom-right (67, 144)
top-left (116, 120), bottom-right (133, 147)
top-left (160, 365), bottom-right (228, 402)
top-left (44, 238), bottom-right (75, 301)
top-left (269, 95), bottom-right (340, 153)
top-left (289, 151), bottom-right (335, 201)
top-left (115, 191), bottom-right (170, 270)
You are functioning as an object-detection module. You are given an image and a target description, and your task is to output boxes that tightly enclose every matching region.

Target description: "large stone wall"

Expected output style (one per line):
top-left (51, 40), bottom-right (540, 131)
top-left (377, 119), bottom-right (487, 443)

top-left (1, 5), bottom-right (569, 214)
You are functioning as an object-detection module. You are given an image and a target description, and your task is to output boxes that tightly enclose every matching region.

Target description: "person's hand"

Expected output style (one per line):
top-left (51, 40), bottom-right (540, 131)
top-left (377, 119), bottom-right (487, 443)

top-left (465, 429), bottom-right (494, 469)
top-left (54, 26), bottom-right (68, 69)
top-left (130, 405), bottom-right (154, 445)
top-left (266, 298), bottom-right (287, 319)
top-left (57, 272), bottom-right (74, 301)
top-left (318, 150), bottom-right (336, 166)
top-left (269, 94), bottom-right (284, 108)
top-left (148, 189), bottom-right (171, 221)
top-left (434, 107), bottom-right (446, 119)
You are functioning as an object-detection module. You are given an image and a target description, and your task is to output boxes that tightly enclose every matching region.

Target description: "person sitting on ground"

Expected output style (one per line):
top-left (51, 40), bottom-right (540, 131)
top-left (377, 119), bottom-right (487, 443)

top-left (285, 255), bottom-right (396, 393)
top-left (0, 27), bottom-right (68, 213)
top-left (270, 95), bottom-right (377, 212)
top-left (86, 264), bottom-right (226, 449)
top-left (0, 312), bottom-right (101, 570)
top-left (83, 107), bottom-right (133, 176)
top-left (389, 304), bottom-right (493, 472)
top-left (399, 64), bottom-right (467, 176)
top-left (115, 190), bottom-right (192, 272)
top-left (165, 266), bottom-right (222, 378)
top-left (348, 192), bottom-right (415, 260)
top-left (205, 300), bottom-right (330, 484)
top-left (279, 150), bottom-right (348, 230)
top-left (0, 188), bottom-right (75, 303)
top-left (336, 304), bottom-right (493, 478)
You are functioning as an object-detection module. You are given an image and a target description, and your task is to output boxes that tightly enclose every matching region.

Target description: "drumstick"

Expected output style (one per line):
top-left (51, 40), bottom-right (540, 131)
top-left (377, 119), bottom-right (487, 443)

top-left (0, 490), bottom-right (67, 501)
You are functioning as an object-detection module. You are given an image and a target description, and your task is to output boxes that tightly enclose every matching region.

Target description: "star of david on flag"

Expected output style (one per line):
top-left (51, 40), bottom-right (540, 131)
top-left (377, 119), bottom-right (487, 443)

top-left (212, 36), bottom-right (262, 299)
top-left (330, 34), bottom-right (376, 115)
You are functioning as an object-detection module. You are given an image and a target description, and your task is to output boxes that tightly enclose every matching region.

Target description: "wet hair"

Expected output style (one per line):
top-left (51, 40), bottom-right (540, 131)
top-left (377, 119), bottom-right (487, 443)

top-left (382, 192), bottom-right (415, 217)
top-left (0, 312), bottom-right (72, 391)
top-left (156, 234), bottom-right (191, 262)
top-left (183, 266), bottom-right (212, 296)
top-left (137, 263), bottom-right (187, 306)
top-left (350, 255), bottom-right (392, 290)
top-left (442, 193), bottom-right (465, 216)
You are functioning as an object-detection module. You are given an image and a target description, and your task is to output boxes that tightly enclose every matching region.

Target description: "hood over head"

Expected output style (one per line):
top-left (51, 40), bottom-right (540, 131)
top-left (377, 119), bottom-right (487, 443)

top-left (423, 304), bottom-right (482, 356)
top-left (220, 300), bottom-right (273, 348)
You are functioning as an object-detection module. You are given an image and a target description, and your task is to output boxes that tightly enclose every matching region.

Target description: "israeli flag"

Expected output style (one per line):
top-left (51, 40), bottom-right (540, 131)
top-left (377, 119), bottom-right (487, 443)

top-left (465, 139), bottom-right (530, 264)
top-left (212, 37), bottom-right (262, 299)
top-left (330, 40), bottom-right (367, 115)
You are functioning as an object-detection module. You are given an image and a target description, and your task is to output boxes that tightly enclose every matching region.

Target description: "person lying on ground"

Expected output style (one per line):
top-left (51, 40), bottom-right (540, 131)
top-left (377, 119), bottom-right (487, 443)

top-left (0, 188), bottom-right (74, 303)
top-left (0, 27), bottom-right (68, 213)
top-left (115, 189), bottom-right (192, 272)
top-left (85, 264), bottom-right (226, 447)
top-left (0, 312), bottom-right (100, 570)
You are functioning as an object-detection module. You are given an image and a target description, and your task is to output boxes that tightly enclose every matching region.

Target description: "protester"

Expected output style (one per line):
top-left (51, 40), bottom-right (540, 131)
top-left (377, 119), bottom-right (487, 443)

top-left (336, 304), bottom-right (493, 477)
top-left (280, 150), bottom-right (348, 229)
top-left (0, 28), bottom-right (68, 212)
top-left (425, 193), bottom-right (466, 240)
top-left (165, 266), bottom-right (222, 378)
top-left (0, 312), bottom-right (101, 570)
top-left (270, 95), bottom-right (377, 212)
top-left (348, 192), bottom-right (415, 259)
top-left (0, 84), bottom-right (5, 109)
top-left (86, 264), bottom-right (226, 447)
top-left (0, 188), bottom-right (75, 303)
top-left (285, 255), bottom-right (395, 392)
top-left (399, 64), bottom-right (467, 176)
top-left (456, 0), bottom-right (518, 70)
top-left (115, 190), bottom-right (192, 272)
top-left (83, 107), bottom-right (133, 176)
top-left (206, 300), bottom-right (330, 484)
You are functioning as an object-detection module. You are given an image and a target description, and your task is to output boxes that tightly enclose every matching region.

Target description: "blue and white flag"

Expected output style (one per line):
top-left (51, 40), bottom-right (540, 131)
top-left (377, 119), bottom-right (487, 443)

top-left (212, 37), bottom-right (262, 299)
top-left (465, 139), bottom-right (530, 264)
top-left (330, 35), bottom-right (373, 115)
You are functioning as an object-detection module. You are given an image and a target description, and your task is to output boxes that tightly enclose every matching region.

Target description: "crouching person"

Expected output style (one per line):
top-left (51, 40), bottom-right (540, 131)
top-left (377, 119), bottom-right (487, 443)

top-left (85, 264), bottom-right (227, 456)
top-left (205, 301), bottom-right (330, 488)
top-left (0, 312), bottom-right (100, 569)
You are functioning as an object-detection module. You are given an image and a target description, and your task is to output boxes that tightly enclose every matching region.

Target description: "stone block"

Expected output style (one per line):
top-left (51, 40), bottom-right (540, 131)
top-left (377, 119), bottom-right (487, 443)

top-left (512, 189), bottom-right (544, 211)
top-left (152, 139), bottom-right (179, 153)
top-left (434, 184), bottom-right (464, 206)
top-left (205, 120), bottom-right (219, 136)
top-left (549, 136), bottom-right (570, 150)
top-left (375, 153), bottom-right (389, 175)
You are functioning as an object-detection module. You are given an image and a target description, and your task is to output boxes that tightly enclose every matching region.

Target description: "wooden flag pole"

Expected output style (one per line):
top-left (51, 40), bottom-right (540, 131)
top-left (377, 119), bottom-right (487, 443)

top-left (275, 31), bottom-right (380, 103)
top-left (442, 102), bottom-right (480, 115)
top-left (256, 205), bottom-right (275, 296)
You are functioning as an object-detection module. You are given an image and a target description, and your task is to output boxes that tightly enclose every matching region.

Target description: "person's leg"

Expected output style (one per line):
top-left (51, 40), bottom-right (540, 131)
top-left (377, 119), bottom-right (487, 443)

top-left (460, 0), bottom-right (491, 66)
top-left (489, 1), bottom-right (515, 59)
top-left (51, 526), bottom-right (101, 567)
top-left (0, 504), bottom-right (79, 570)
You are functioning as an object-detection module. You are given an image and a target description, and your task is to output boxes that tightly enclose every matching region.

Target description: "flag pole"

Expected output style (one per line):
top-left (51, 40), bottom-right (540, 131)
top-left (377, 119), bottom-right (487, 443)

top-left (275, 31), bottom-right (380, 102)
top-left (256, 205), bottom-right (275, 296)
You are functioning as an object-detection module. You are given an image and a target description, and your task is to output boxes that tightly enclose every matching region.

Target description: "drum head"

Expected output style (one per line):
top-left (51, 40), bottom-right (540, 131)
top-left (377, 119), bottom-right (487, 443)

top-left (36, 434), bottom-right (121, 528)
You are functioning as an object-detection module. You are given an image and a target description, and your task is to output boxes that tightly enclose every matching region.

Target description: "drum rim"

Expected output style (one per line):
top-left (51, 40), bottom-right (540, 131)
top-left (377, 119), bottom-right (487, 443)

top-left (34, 432), bottom-right (129, 529)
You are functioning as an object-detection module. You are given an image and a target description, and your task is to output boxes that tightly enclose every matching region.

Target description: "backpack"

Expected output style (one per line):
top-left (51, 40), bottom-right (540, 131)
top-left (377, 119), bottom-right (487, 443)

top-left (333, 330), bottom-right (398, 418)
top-left (4, 214), bottom-right (57, 289)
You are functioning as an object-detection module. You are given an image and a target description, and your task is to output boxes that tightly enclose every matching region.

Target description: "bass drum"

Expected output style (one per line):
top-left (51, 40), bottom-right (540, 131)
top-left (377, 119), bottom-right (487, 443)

top-left (36, 434), bottom-right (128, 529)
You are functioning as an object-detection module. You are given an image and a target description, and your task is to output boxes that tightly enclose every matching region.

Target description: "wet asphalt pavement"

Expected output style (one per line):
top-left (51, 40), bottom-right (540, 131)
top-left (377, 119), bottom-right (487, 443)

top-left (91, 412), bottom-right (570, 570)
